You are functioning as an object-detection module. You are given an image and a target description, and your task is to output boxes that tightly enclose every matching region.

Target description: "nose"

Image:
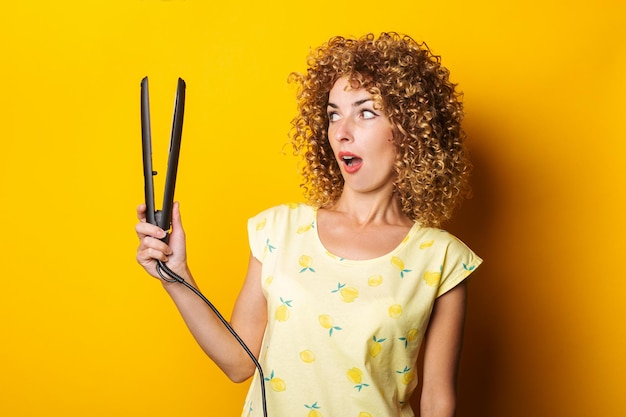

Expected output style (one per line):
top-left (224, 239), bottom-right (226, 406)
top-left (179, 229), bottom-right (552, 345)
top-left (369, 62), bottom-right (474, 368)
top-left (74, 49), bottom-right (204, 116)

top-left (330, 117), bottom-right (354, 143)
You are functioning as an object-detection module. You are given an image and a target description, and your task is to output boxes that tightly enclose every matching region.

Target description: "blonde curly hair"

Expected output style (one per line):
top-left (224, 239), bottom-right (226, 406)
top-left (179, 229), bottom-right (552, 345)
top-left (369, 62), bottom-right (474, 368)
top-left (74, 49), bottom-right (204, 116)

top-left (289, 32), bottom-right (472, 227)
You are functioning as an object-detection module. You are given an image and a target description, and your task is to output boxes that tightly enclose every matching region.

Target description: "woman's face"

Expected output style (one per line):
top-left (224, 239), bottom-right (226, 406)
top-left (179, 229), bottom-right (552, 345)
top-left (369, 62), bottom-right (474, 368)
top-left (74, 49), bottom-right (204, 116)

top-left (327, 77), bottom-right (396, 196)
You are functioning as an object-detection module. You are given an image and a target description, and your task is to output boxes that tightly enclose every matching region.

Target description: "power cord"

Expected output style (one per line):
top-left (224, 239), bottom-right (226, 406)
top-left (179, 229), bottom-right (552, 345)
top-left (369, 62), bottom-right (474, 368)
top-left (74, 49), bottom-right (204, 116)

top-left (156, 260), bottom-right (268, 417)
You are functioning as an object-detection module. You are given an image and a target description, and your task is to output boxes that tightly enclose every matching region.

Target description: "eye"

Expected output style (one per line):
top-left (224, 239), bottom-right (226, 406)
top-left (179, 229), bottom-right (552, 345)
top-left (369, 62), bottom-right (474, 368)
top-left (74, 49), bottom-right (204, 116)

top-left (361, 109), bottom-right (377, 119)
top-left (327, 111), bottom-right (341, 122)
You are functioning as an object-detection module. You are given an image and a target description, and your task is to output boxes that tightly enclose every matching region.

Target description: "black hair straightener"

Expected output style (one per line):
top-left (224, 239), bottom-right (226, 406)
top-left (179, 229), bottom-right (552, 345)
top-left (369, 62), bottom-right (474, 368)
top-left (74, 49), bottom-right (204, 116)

top-left (140, 77), bottom-right (268, 417)
top-left (141, 76), bottom-right (185, 241)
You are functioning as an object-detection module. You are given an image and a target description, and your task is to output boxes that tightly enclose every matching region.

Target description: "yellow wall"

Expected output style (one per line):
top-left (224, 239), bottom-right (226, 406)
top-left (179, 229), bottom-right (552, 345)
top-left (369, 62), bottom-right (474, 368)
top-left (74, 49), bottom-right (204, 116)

top-left (1, 1), bottom-right (624, 416)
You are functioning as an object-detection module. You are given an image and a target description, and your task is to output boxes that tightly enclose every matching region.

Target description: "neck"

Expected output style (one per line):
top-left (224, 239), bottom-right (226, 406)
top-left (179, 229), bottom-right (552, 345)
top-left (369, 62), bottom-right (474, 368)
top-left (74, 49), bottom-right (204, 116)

top-left (328, 188), bottom-right (411, 227)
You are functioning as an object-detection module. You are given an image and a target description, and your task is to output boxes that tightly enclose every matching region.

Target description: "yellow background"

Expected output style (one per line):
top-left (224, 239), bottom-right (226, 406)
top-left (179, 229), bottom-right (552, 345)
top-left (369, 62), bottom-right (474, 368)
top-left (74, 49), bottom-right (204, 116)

top-left (1, 1), bottom-right (624, 416)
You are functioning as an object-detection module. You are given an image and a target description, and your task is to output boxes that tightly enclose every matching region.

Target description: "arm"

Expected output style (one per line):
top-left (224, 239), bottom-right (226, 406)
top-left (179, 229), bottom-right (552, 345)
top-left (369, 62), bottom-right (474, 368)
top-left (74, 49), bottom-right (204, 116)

top-left (136, 203), bottom-right (267, 382)
top-left (420, 281), bottom-right (467, 417)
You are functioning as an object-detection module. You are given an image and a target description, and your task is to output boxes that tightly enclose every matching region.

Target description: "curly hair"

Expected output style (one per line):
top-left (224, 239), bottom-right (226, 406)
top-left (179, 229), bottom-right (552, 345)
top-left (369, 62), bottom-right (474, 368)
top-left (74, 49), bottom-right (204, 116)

top-left (289, 32), bottom-right (472, 227)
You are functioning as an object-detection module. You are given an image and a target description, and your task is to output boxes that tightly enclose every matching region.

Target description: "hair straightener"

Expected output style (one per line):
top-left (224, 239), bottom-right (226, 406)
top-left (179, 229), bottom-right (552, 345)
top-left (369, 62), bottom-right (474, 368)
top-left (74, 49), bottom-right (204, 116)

top-left (141, 76), bottom-right (185, 239)
top-left (140, 77), bottom-right (268, 417)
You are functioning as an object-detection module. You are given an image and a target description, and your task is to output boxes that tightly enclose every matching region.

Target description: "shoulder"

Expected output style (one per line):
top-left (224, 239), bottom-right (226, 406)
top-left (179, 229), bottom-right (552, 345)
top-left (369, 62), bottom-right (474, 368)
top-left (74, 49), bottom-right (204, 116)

top-left (409, 226), bottom-right (476, 255)
top-left (248, 202), bottom-right (315, 232)
top-left (247, 203), bottom-right (315, 261)
top-left (409, 227), bottom-right (483, 295)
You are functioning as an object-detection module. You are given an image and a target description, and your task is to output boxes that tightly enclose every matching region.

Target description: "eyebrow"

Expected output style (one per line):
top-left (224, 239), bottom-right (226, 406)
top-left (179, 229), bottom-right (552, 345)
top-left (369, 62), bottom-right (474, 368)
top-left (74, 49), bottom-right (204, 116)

top-left (327, 98), bottom-right (373, 109)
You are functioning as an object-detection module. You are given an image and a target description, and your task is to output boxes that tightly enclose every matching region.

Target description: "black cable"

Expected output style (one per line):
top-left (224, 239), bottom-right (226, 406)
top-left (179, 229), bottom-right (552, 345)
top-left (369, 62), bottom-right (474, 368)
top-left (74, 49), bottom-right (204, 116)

top-left (156, 260), bottom-right (268, 417)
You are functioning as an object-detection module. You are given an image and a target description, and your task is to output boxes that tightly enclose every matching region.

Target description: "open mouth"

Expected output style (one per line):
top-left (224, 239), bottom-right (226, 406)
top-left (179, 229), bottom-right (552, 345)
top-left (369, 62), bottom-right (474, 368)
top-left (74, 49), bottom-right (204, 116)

top-left (342, 155), bottom-right (362, 167)
top-left (339, 153), bottom-right (363, 172)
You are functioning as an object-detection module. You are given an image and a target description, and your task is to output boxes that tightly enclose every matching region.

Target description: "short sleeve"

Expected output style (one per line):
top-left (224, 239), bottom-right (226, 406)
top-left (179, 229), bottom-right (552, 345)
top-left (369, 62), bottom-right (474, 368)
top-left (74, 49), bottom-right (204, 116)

top-left (247, 204), bottom-right (295, 263)
top-left (436, 234), bottom-right (482, 297)
top-left (247, 211), bottom-right (269, 262)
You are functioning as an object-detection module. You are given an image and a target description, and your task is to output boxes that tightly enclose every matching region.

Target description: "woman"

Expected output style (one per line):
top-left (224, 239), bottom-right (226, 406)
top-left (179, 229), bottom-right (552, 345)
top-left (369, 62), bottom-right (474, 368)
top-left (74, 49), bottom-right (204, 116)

top-left (136, 32), bottom-right (482, 417)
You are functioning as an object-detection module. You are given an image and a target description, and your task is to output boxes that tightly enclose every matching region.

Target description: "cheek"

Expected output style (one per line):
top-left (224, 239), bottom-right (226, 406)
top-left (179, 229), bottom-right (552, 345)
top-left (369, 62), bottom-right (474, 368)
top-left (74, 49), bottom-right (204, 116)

top-left (382, 133), bottom-right (397, 157)
top-left (385, 128), bottom-right (398, 158)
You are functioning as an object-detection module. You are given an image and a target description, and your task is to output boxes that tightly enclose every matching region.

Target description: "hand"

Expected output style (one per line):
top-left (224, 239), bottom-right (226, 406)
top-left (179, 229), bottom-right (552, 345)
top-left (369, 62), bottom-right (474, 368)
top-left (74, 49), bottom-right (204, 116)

top-left (135, 202), bottom-right (188, 280)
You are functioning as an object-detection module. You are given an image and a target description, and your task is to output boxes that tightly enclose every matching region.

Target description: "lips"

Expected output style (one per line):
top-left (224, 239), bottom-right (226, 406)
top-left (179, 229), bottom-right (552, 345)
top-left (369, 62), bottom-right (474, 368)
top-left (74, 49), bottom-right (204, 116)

top-left (338, 151), bottom-right (363, 173)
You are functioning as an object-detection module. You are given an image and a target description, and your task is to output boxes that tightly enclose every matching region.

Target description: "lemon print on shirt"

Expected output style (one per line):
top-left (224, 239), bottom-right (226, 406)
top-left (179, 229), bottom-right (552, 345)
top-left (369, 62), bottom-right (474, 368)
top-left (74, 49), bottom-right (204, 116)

top-left (396, 366), bottom-right (416, 385)
top-left (463, 263), bottom-right (476, 276)
top-left (299, 255), bottom-right (315, 273)
top-left (423, 266), bottom-right (442, 286)
top-left (275, 297), bottom-right (292, 322)
top-left (347, 367), bottom-right (369, 391)
top-left (399, 328), bottom-right (419, 348)
top-left (265, 370), bottom-right (286, 392)
top-left (305, 402), bottom-right (322, 417)
top-left (419, 239), bottom-right (434, 249)
top-left (264, 238), bottom-right (277, 257)
top-left (319, 314), bottom-right (342, 336)
top-left (359, 413), bottom-right (373, 417)
top-left (391, 256), bottom-right (412, 278)
top-left (368, 274), bottom-right (383, 287)
top-left (297, 221), bottom-right (315, 234)
top-left (299, 350), bottom-right (316, 363)
top-left (255, 218), bottom-right (267, 231)
top-left (368, 336), bottom-right (387, 357)
top-left (388, 304), bottom-right (403, 319)
top-left (331, 282), bottom-right (359, 303)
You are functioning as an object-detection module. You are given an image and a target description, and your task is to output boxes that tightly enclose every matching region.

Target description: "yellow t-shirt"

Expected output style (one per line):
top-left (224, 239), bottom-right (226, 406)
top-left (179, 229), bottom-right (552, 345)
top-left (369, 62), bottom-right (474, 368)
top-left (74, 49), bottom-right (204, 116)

top-left (242, 203), bottom-right (482, 417)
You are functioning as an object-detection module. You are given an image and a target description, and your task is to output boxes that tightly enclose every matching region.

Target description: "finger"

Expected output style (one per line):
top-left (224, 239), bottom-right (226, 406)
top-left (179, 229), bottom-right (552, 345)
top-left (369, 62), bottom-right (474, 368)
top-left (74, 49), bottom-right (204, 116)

top-left (136, 246), bottom-right (170, 265)
top-left (137, 236), bottom-right (172, 260)
top-left (136, 204), bottom-right (147, 222)
top-left (136, 221), bottom-right (167, 240)
top-left (169, 202), bottom-right (186, 241)
top-left (171, 202), bottom-right (183, 231)
top-left (138, 234), bottom-right (172, 254)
